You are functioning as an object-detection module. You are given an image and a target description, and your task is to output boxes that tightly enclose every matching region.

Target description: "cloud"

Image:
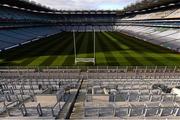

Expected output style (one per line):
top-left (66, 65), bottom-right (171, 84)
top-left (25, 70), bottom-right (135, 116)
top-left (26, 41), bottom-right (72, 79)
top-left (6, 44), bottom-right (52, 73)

top-left (31, 0), bottom-right (139, 10)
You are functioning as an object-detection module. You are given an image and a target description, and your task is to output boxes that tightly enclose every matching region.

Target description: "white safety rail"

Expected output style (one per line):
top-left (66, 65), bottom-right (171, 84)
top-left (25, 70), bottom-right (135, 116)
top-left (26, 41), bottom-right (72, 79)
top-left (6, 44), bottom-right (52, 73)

top-left (0, 68), bottom-right (81, 79)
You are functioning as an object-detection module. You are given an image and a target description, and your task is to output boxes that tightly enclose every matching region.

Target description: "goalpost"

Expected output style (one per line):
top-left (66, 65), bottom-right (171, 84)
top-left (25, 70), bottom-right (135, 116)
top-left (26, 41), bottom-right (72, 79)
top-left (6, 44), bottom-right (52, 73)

top-left (73, 30), bottom-right (96, 65)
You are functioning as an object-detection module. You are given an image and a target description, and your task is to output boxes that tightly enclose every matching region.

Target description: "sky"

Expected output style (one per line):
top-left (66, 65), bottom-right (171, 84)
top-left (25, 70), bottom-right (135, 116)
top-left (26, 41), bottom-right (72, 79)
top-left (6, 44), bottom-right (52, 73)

top-left (31, 0), bottom-right (140, 10)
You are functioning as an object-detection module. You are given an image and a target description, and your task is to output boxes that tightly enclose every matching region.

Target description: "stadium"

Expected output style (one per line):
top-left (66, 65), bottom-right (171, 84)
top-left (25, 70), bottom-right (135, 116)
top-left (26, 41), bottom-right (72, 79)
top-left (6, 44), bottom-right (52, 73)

top-left (0, 0), bottom-right (180, 119)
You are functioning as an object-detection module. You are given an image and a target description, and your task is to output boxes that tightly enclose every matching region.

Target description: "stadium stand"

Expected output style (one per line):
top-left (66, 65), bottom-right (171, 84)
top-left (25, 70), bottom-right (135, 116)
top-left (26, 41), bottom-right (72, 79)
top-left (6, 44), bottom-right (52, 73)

top-left (116, 1), bottom-right (180, 52)
top-left (167, 8), bottom-right (180, 18)
top-left (121, 8), bottom-right (180, 20)
top-left (84, 78), bottom-right (180, 118)
top-left (0, 2), bottom-right (118, 52)
top-left (0, 0), bottom-right (54, 12)
top-left (116, 26), bottom-right (180, 51)
top-left (0, 5), bottom-right (46, 21)
top-left (0, 67), bottom-right (81, 119)
top-left (0, 2), bottom-right (63, 52)
top-left (0, 0), bottom-right (180, 119)
top-left (0, 26), bottom-right (61, 51)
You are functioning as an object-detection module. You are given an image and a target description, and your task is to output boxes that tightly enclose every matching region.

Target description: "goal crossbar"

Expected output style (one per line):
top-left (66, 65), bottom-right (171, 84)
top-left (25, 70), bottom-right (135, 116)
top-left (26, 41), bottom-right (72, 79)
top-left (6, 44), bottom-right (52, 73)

top-left (75, 58), bottom-right (95, 64)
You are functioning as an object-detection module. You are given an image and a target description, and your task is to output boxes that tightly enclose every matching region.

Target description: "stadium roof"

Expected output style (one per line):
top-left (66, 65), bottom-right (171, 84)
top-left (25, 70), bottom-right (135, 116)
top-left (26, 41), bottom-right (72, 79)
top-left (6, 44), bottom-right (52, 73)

top-left (0, 0), bottom-right (54, 11)
top-left (30, 0), bottom-right (140, 10)
top-left (1, 0), bottom-right (179, 16)
top-left (123, 0), bottom-right (180, 12)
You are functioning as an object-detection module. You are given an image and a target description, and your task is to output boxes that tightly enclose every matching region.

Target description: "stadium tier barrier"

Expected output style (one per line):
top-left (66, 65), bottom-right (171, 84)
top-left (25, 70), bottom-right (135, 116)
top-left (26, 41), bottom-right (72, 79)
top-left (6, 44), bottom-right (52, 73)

top-left (0, 66), bottom-right (180, 79)
top-left (62, 25), bottom-right (115, 32)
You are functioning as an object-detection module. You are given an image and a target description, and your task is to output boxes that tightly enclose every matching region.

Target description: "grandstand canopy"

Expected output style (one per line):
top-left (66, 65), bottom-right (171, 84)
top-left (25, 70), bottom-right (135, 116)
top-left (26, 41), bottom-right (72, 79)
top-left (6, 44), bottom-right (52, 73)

top-left (30, 0), bottom-right (140, 10)
top-left (0, 0), bottom-right (54, 11)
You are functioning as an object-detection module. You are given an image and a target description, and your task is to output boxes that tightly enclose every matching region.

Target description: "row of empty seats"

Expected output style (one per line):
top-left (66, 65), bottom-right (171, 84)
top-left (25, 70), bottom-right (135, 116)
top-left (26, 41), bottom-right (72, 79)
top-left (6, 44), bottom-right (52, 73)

top-left (121, 8), bottom-right (180, 20)
top-left (0, 5), bottom-right (115, 22)
top-left (84, 78), bottom-right (180, 118)
top-left (0, 26), bottom-right (61, 51)
top-left (0, 77), bottom-right (80, 119)
top-left (0, 68), bottom-right (82, 119)
top-left (63, 25), bottom-right (116, 32)
top-left (0, 5), bottom-right (51, 21)
top-left (116, 26), bottom-right (180, 52)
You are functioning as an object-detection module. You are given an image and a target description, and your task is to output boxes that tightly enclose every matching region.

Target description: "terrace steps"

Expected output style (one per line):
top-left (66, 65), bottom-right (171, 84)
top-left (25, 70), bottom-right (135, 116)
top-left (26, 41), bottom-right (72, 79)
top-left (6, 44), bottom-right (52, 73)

top-left (70, 80), bottom-right (87, 119)
top-left (58, 79), bottom-right (82, 119)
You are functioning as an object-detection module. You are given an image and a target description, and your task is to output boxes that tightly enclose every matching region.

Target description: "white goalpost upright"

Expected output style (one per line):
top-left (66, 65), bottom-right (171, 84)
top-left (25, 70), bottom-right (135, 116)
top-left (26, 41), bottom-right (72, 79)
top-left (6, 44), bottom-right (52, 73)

top-left (73, 30), bottom-right (96, 65)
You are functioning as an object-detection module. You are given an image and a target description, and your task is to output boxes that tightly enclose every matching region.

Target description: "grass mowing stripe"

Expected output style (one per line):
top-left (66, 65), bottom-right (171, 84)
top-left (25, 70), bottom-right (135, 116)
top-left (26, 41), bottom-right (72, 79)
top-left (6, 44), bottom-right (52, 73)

top-left (117, 32), bottom-right (166, 65)
top-left (0, 32), bottom-right (65, 66)
top-left (76, 32), bottom-right (90, 66)
top-left (86, 32), bottom-right (93, 57)
top-left (96, 32), bottom-right (112, 65)
top-left (0, 32), bottom-right (64, 61)
top-left (103, 32), bottom-right (139, 65)
top-left (77, 32), bottom-right (89, 58)
top-left (40, 33), bottom-right (75, 66)
top-left (1, 31), bottom-right (180, 66)
top-left (162, 57), bottom-right (180, 66)
top-left (97, 32), bottom-right (120, 66)
top-left (0, 33), bottom-right (64, 66)
top-left (61, 32), bottom-right (85, 66)
top-left (21, 33), bottom-right (69, 66)
top-left (100, 32), bottom-right (125, 65)
top-left (107, 32), bottom-right (157, 65)
top-left (95, 32), bottom-right (107, 66)
top-left (116, 32), bottom-right (164, 53)
top-left (117, 32), bottom-right (180, 65)
top-left (76, 32), bottom-right (94, 66)
top-left (118, 32), bottom-right (177, 65)
top-left (111, 32), bottom-right (165, 65)
top-left (103, 32), bottom-right (143, 66)
top-left (86, 32), bottom-right (95, 66)
top-left (110, 32), bottom-right (148, 65)
top-left (103, 32), bottom-right (143, 65)
top-left (50, 32), bottom-right (82, 66)
top-left (28, 33), bottom-right (71, 66)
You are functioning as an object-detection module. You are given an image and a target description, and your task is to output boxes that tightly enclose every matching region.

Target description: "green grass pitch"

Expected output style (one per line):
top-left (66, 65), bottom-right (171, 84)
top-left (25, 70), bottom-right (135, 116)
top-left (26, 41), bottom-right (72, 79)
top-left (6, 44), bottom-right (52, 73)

top-left (0, 32), bottom-right (180, 66)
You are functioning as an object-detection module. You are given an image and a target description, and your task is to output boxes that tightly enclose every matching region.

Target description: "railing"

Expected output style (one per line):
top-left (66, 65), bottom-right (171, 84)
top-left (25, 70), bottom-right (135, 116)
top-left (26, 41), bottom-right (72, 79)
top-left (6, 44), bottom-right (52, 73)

top-left (0, 65), bottom-right (179, 70)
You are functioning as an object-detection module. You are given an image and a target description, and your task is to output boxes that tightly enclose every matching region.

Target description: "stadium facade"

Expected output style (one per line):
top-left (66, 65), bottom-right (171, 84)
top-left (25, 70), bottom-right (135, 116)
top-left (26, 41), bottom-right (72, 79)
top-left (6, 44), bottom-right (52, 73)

top-left (0, 0), bottom-right (180, 119)
top-left (0, 1), bottom-right (179, 52)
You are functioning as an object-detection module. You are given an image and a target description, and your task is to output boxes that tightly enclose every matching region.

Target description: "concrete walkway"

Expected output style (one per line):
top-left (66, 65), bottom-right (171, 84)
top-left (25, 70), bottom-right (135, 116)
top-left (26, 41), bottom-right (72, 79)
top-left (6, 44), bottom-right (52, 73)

top-left (70, 79), bottom-right (87, 119)
top-left (58, 79), bottom-right (83, 119)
